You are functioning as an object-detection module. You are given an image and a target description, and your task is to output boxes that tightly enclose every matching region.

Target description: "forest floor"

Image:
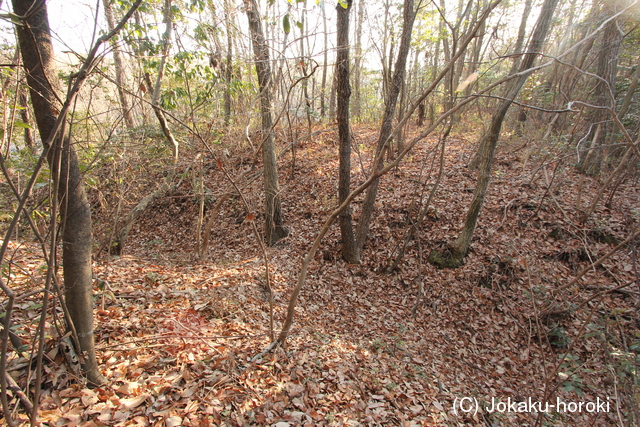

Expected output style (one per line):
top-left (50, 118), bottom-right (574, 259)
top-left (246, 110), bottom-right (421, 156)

top-left (1, 123), bottom-right (640, 426)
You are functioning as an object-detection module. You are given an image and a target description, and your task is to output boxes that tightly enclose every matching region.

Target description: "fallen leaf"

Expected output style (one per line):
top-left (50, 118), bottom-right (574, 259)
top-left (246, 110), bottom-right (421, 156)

top-left (119, 393), bottom-right (149, 410)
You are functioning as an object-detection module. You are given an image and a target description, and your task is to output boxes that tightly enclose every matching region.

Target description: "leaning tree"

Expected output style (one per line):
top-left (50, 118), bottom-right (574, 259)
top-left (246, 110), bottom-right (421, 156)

top-left (433, 0), bottom-right (560, 268)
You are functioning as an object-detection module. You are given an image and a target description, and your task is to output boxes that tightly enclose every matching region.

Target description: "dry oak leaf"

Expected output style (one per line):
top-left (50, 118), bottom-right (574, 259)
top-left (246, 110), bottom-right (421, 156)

top-left (119, 393), bottom-right (150, 410)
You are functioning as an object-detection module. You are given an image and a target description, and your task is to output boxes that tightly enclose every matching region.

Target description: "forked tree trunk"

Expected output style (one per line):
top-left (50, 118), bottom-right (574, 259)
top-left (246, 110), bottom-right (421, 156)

top-left (442, 0), bottom-right (559, 268)
top-left (244, 0), bottom-right (289, 245)
top-left (342, 0), bottom-right (417, 263)
top-left (12, 0), bottom-right (105, 385)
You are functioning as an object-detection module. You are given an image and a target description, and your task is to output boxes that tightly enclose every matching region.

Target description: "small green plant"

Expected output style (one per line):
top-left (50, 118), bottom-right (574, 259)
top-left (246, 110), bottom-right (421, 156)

top-left (558, 353), bottom-right (586, 396)
top-left (548, 324), bottom-right (570, 349)
top-left (371, 338), bottom-right (384, 352)
top-left (146, 238), bottom-right (164, 247)
top-left (145, 271), bottom-right (165, 284)
top-left (428, 248), bottom-right (463, 269)
top-left (386, 381), bottom-right (398, 391)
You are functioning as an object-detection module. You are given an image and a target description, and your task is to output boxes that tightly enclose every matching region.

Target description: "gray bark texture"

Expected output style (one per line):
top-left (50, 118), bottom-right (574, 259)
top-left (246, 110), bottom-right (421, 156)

top-left (12, 0), bottom-right (105, 385)
top-left (577, 0), bottom-right (622, 176)
top-left (448, 0), bottom-right (559, 267)
top-left (102, 0), bottom-right (135, 129)
top-left (345, 0), bottom-right (417, 263)
top-left (244, 0), bottom-right (289, 245)
top-left (335, 0), bottom-right (357, 262)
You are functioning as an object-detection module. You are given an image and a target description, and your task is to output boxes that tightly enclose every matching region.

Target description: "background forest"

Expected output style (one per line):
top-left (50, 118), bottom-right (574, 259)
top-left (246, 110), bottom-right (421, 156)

top-left (0, 0), bottom-right (639, 425)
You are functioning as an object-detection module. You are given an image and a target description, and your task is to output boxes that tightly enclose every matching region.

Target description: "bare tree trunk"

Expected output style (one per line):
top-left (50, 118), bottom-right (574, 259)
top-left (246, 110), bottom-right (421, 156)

top-left (336, 0), bottom-right (357, 262)
top-left (18, 85), bottom-right (34, 150)
top-left (131, 3), bottom-right (179, 160)
top-left (320, 2), bottom-right (329, 119)
top-left (509, 0), bottom-right (533, 75)
top-left (448, 0), bottom-right (474, 125)
top-left (102, 0), bottom-right (135, 129)
top-left (352, 0), bottom-right (365, 120)
top-left (114, 1), bottom-right (179, 252)
top-left (425, 21), bottom-right (442, 126)
top-left (441, 0), bottom-right (559, 268)
top-left (244, 0), bottom-right (289, 245)
top-left (11, 0), bottom-right (105, 386)
top-left (272, 0), bottom-right (503, 348)
top-left (558, 0), bottom-right (600, 114)
top-left (346, 0), bottom-right (417, 263)
top-left (128, 2), bottom-right (179, 163)
top-left (328, 64), bottom-right (337, 118)
top-left (462, 0), bottom-right (487, 101)
top-left (151, 0), bottom-right (179, 164)
top-left (223, 0), bottom-right (234, 127)
top-left (394, 70), bottom-right (406, 154)
top-left (616, 58), bottom-right (639, 121)
top-left (380, 0), bottom-right (393, 102)
top-left (298, 5), bottom-right (313, 133)
top-left (577, 0), bottom-right (622, 176)
top-left (468, 0), bottom-right (531, 171)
